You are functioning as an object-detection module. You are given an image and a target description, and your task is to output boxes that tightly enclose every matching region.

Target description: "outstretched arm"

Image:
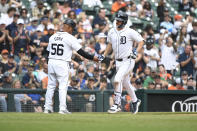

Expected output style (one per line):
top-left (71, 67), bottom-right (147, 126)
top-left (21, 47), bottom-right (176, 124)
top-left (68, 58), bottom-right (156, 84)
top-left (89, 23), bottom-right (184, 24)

top-left (136, 40), bottom-right (144, 53)
top-left (103, 42), bottom-right (112, 57)
top-left (77, 48), bottom-right (98, 62)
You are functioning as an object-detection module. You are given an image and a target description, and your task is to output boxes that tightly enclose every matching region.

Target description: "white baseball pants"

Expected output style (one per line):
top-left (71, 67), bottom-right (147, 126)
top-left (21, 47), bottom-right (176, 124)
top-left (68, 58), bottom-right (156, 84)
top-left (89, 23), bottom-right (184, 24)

top-left (44, 59), bottom-right (70, 111)
top-left (114, 58), bottom-right (137, 105)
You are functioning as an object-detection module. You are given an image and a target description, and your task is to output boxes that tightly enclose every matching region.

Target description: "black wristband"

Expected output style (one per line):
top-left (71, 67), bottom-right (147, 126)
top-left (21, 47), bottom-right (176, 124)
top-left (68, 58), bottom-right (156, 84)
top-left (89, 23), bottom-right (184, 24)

top-left (77, 48), bottom-right (94, 60)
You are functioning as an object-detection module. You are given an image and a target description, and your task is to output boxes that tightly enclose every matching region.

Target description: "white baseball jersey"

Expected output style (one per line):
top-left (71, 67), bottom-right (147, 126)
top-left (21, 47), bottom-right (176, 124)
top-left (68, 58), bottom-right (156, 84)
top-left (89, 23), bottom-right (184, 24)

top-left (47, 32), bottom-right (82, 61)
top-left (107, 27), bottom-right (143, 59)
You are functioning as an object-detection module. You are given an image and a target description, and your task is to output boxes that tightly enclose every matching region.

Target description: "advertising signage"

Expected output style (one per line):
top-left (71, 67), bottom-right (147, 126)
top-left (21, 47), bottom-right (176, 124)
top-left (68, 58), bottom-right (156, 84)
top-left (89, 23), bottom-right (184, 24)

top-left (147, 93), bottom-right (197, 112)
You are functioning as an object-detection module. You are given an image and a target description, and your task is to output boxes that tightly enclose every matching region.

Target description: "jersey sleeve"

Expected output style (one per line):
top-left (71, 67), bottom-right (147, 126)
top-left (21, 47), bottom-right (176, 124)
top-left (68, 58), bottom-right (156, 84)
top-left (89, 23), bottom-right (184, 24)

top-left (47, 37), bottom-right (51, 51)
top-left (130, 29), bottom-right (144, 43)
top-left (107, 29), bottom-right (113, 43)
top-left (67, 35), bottom-right (82, 51)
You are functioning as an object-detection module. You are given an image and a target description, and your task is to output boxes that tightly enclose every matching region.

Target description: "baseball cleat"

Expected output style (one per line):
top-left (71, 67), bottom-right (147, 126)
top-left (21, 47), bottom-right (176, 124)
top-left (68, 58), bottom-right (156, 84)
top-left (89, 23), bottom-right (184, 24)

top-left (108, 104), bottom-right (121, 114)
top-left (44, 109), bottom-right (53, 114)
top-left (130, 99), bottom-right (141, 114)
top-left (58, 109), bottom-right (71, 114)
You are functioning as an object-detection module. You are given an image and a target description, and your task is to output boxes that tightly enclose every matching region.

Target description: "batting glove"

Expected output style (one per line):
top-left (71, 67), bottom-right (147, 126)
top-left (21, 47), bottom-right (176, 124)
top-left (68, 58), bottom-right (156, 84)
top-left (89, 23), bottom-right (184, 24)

top-left (98, 54), bottom-right (105, 62)
top-left (132, 48), bottom-right (137, 59)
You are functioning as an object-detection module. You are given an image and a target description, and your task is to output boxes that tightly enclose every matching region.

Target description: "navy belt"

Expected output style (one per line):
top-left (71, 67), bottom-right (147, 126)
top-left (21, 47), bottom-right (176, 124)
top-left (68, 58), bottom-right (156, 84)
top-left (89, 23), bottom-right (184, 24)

top-left (116, 56), bottom-right (131, 61)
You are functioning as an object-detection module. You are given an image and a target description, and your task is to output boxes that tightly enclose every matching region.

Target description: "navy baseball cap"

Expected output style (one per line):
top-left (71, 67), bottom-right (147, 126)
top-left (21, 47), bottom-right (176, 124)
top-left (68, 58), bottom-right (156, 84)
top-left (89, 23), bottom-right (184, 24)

top-left (8, 54), bottom-right (14, 59)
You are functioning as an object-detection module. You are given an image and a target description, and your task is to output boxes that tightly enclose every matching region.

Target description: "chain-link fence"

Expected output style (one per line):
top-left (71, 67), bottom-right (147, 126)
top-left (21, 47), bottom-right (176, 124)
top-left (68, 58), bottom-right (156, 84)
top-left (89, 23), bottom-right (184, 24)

top-left (0, 89), bottom-right (101, 112)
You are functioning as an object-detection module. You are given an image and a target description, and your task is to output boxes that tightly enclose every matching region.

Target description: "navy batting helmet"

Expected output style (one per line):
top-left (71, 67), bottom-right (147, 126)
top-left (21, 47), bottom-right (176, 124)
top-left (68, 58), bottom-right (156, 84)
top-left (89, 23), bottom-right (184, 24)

top-left (63, 18), bottom-right (76, 29)
top-left (115, 11), bottom-right (128, 28)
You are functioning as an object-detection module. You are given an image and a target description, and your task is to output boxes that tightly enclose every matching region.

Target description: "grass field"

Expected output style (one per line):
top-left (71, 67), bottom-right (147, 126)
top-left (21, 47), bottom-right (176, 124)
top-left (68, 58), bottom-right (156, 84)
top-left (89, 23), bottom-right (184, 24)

top-left (0, 112), bottom-right (197, 131)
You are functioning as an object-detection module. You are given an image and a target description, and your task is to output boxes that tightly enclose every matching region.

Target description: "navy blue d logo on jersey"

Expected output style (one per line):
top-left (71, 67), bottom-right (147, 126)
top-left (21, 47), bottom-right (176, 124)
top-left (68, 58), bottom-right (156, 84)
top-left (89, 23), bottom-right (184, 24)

top-left (120, 36), bottom-right (126, 44)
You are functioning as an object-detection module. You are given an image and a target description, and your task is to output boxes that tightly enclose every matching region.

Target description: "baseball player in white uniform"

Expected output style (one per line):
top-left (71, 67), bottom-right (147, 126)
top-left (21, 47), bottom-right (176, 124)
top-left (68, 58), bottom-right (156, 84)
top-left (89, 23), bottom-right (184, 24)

top-left (44, 18), bottom-right (100, 114)
top-left (103, 11), bottom-right (144, 114)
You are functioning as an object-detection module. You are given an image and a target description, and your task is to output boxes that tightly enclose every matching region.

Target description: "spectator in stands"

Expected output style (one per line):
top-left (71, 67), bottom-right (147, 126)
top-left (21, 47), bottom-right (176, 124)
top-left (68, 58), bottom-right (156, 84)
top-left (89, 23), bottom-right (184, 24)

top-left (83, 76), bottom-right (97, 112)
top-left (140, 1), bottom-right (154, 19)
top-left (84, 39), bottom-right (96, 55)
top-left (26, 17), bottom-right (38, 36)
top-left (176, 71), bottom-right (189, 89)
top-left (126, 1), bottom-right (139, 17)
top-left (135, 78), bottom-right (143, 90)
top-left (98, 77), bottom-right (108, 92)
top-left (174, 14), bottom-right (183, 30)
top-left (160, 15), bottom-right (175, 34)
top-left (178, 0), bottom-right (193, 12)
top-left (17, 55), bottom-right (29, 80)
top-left (6, 13), bottom-right (20, 36)
top-left (183, 13), bottom-right (194, 33)
top-left (93, 21), bottom-right (108, 37)
top-left (28, 83), bottom-right (44, 112)
top-left (157, 0), bottom-right (166, 23)
top-left (39, 62), bottom-right (48, 89)
top-left (145, 24), bottom-right (155, 42)
top-left (32, 47), bottom-right (43, 69)
top-left (29, 27), bottom-right (44, 58)
top-left (43, 9), bottom-right (51, 21)
top-left (37, 62), bottom-right (47, 82)
top-left (0, 19), bottom-right (12, 53)
top-left (67, 10), bottom-right (76, 20)
top-left (2, 71), bottom-right (13, 88)
top-left (143, 69), bottom-right (166, 89)
top-left (0, 93), bottom-right (7, 112)
top-left (147, 81), bottom-right (155, 90)
top-left (1, 49), bottom-right (9, 64)
top-left (92, 8), bottom-right (107, 29)
top-left (159, 35), bottom-right (177, 73)
top-left (95, 33), bottom-right (107, 54)
top-left (189, 21), bottom-right (197, 51)
top-left (194, 50), bottom-right (197, 80)
top-left (158, 64), bottom-right (172, 81)
top-left (83, 0), bottom-right (103, 7)
top-left (176, 26), bottom-right (190, 54)
top-left (178, 44), bottom-right (195, 77)
top-left (11, 19), bottom-right (30, 56)
top-left (111, 0), bottom-right (126, 14)
top-left (40, 24), bottom-right (55, 57)
top-left (32, 1), bottom-right (46, 19)
top-left (0, 62), bottom-right (7, 112)
top-left (37, 16), bottom-right (49, 35)
top-left (71, 1), bottom-right (82, 15)
top-left (9, 0), bottom-right (22, 8)
top-left (53, 11), bottom-right (62, 31)
top-left (58, 1), bottom-right (71, 15)
top-left (77, 69), bottom-right (86, 89)
top-left (192, 1), bottom-right (197, 16)
top-left (144, 38), bottom-right (160, 70)
top-left (12, 79), bottom-right (32, 112)
top-left (22, 62), bottom-right (40, 89)
top-left (0, 0), bottom-right (9, 14)
top-left (0, 7), bottom-right (16, 26)
top-left (78, 12), bottom-right (93, 36)
top-left (187, 77), bottom-right (196, 90)
top-left (85, 63), bottom-right (95, 78)
top-left (140, 66), bottom-right (152, 82)
top-left (14, 48), bottom-right (25, 63)
top-left (3, 54), bottom-right (17, 74)
top-left (67, 76), bottom-right (82, 112)
top-left (20, 8), bottom-right (29, 26)
top-left (155, 83), bottom-right (163, 90)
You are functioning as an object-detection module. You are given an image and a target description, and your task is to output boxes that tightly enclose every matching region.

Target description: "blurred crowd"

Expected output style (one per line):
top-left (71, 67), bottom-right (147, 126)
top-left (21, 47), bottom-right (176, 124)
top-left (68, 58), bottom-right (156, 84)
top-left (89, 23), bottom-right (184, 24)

top-left (0, 0), bottom-right (197, 112)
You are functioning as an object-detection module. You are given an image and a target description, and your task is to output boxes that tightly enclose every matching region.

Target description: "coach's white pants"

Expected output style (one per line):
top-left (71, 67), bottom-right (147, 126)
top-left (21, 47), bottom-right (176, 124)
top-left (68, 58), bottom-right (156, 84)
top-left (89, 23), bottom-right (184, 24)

top-left (44, 59), bottom-right (70, 111)
top-left (114, 58), bottom-right (137, 105)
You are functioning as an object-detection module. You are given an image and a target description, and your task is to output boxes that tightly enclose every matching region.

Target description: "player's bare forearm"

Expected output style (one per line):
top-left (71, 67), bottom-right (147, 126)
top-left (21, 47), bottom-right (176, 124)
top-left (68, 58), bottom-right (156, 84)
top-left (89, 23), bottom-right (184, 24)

top-left (104, 43), bottom-right (112, 57)
top-left (136, 41), bottom-right (144, 53)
